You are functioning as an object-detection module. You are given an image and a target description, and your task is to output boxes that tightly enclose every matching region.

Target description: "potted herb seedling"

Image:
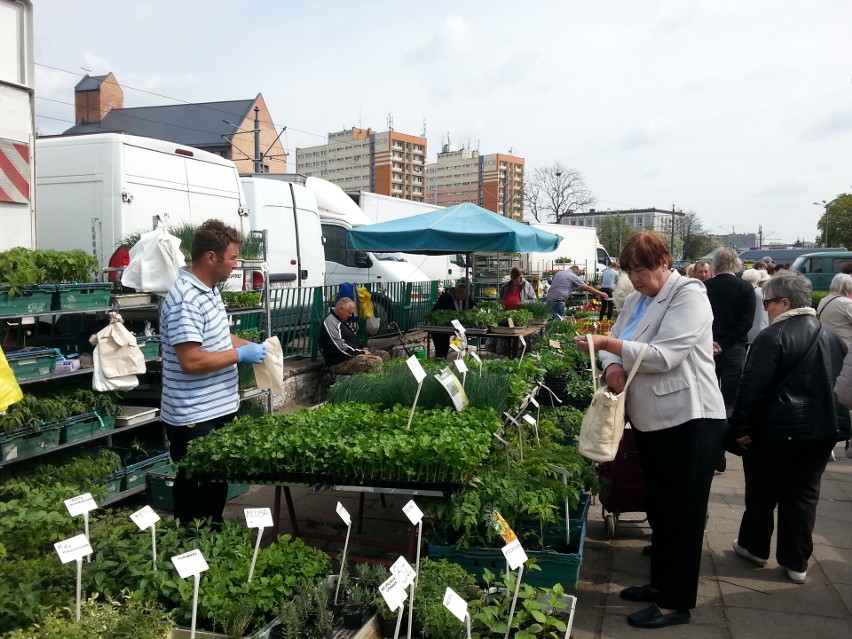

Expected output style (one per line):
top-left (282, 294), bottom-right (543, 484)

top-left (343, 583), bottom-right (372, 629)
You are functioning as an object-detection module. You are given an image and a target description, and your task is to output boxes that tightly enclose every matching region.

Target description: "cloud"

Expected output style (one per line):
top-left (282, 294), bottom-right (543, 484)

top-left (800, 107), bottom-right (852, 141)
top-left (754, 178), bottom-right (809, 198)
top-left (618, 118), bottom-right (674, 150)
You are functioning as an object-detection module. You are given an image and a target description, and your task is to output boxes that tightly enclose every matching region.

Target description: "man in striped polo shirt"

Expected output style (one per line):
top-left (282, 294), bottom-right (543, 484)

top-left (161, 219), bottom-right (267, 524)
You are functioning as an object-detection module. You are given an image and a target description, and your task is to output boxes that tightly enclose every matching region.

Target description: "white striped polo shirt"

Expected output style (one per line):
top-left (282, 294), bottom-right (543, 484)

top-left (160, 268), bottom-right (238, 426)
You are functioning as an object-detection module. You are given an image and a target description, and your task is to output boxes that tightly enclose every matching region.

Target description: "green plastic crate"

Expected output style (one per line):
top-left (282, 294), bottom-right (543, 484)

top-left (102, 476), bottom-right (122, 499)
top-left (136, 336), bottom-right (162, 361)
top-left (5, 347), bottom-right (59, 381)
top-left (51, 282), bottom-right (113, 311)
top-left (428, 495), bottom-right (589, 590)
top-left (60, 412), bottom-right (115, 444)
top-left (0, 286), bottom-right (54, 315)
top-left (122, 452), bottom-right (171, 490)
top-left (147, 464), bottom-right (249, 511)
top-left (0, 427), bottom-right (61, 462)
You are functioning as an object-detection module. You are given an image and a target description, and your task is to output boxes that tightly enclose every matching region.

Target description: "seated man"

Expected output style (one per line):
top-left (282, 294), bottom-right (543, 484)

top-left (320, 297), bottom-right (389, 374)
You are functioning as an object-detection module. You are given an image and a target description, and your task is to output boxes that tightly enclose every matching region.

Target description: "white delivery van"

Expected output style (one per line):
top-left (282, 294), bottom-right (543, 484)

top-left (35, 133), bottom-right (249, 289)
top-left (354, 191), bottom-right (466, 282)
top-left (303, 177), bottom-right (431, 287)
top-left (524, 223), bottom-right (612, 282)
top-left (240, 175), bottom-right (324, 290)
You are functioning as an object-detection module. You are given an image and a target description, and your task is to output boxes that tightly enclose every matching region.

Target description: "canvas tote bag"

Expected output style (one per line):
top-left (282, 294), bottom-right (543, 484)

top-left (579, 335), bottom-right (648, 462)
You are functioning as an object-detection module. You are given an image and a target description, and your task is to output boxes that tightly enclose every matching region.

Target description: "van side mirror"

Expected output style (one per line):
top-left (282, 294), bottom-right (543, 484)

top-left (352, 251), bottom-right (372, 268)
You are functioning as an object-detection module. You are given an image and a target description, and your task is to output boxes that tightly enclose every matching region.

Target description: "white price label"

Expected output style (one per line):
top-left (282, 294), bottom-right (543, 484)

top-left (469, 351), bottom-right (482, 365)
top-left (130, 505), bottom-right (161, 530)
top-left (379, 575), bottom-right (408, 611)
top-left (244, 507), bottom-right (274, 529)
top-left (54, 534), bottom-right (93, 564)
top-left (434, 367), bottom-right (469, 411)
top-left (453, 358), bottom-right (468, 374)
top-left (64, 493), bottom-right (97, 517)
top-left (522, 414), bottom-right (537, 426)
top-left (529, 397), bottom-right (539, 408)
top-left (450, 319), bottom-right (466, 334)
top-left (449, 343), bottom-right (461, 353)
top-left (507, 317), bottom-right (515, 328)
top-left (406, 355), bottom-right (427, 384)
top-left (336, 502), bottom-right (352, 527)
top-left (545, 463), bottom-right (572, 478)
top-left (402, 500), bottom-right (424, 525)
top-left (492, 432), bottom-right (510, 447)
top-left (171, 549), bottom-right (209, 579)
top-left (502, 538), bottom-right (529, 571)
top-left (503, 412), bottom-right (520, 426)
top-left (443, 587), bottom-right (469, 623)
top-left (549, 339), bottom-right (562, 349)
top-left (390, 556), bottom-right (416, 588)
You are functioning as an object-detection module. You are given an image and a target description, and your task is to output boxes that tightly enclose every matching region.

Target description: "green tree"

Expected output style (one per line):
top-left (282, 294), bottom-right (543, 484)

top-left (816, 194), bottom-right (852, 248)
top-left (597, 213), bottom-right (634, 257)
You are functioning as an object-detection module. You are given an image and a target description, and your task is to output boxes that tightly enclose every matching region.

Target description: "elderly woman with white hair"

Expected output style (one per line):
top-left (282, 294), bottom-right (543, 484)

top-left (816, 273), bottom-right (852, 348)
top-left (742, 269), bottom-right (770, 344)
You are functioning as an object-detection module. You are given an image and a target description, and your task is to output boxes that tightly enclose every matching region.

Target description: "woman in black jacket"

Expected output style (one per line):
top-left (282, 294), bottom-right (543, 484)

top-left (729, 275), bottom-right (850, 584)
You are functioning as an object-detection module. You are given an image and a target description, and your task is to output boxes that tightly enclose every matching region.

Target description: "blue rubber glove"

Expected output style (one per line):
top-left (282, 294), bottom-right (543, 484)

top-left (237, 342), bottom-right (267, 364)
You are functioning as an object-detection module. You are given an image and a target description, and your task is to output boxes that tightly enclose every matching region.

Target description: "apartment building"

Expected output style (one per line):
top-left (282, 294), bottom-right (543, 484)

top-left (563, 207), bottom-right (685, 234)
top-left (296, 128), bottom-right (427, 201)
top-left (426, 146), bottom-right (524, 219)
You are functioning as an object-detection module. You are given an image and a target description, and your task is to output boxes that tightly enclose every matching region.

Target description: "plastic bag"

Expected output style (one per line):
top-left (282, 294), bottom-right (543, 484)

top-left (89, 312), bottom-right (146, 378)
top-left (0, 346), bottom-right (23, 411)
top-left (356, 286), bottom-right (374, 319)
top-left (121, 225), bottom-right (184, 295)
top-left (92, 346), bottom-right (138, 391)
top-left (252, 336), bottom-right (284, 396)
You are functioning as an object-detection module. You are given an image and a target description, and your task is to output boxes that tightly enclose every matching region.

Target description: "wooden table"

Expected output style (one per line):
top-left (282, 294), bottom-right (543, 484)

top-left (421, 324), bottom-right (545, 359)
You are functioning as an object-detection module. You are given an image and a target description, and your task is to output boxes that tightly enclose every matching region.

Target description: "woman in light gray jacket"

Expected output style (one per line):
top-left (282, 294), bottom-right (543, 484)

top-left (575, 231), bottom-right (726, 629)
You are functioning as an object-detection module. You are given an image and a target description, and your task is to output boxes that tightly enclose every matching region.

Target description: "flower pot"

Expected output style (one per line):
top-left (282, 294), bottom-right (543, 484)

top-left (343, 609), bottom-right (365, 630)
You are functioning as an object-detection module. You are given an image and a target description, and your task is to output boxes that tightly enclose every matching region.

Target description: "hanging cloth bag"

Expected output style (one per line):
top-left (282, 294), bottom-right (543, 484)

top-left (121, 225), bottom-right (184, 295)
top-left (89, 312), bottom-right (147, 378)
top-left (578, 335), bottom-right (649, 462)
top-left (253, 336), bottom-right (284, 396)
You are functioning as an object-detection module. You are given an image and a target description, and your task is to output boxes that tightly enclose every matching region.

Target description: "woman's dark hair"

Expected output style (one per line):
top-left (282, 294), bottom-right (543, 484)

top-left (618, 231), bottom-right (673, 271)
top-left (191, 219), bottom-right (242, 261)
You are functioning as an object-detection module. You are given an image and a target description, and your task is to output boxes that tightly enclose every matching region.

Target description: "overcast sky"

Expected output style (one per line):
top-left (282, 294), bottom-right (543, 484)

top-left (33, 0), bottom-right (852, 245)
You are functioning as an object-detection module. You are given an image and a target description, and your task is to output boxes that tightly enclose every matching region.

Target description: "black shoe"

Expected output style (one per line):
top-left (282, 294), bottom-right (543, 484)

top-left (620, 585), bottom-right (659, 603)
top-left (715, 453), bottom-right (727, 473)
top-left (627, 605), bottom-right (690, 629)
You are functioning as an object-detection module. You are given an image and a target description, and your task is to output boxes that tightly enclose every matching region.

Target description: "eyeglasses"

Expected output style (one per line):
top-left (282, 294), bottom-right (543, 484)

top-left (762, 297), bottom-right (783, 309)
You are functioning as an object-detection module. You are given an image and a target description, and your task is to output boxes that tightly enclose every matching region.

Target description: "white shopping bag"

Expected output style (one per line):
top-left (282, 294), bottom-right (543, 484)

top-left (92, 346), bottom-right (138, 391)
top-left (253, 336), bottom-right (284, 396)
top-left (89, 312), bottom-right (146, 378)
top-left (121, 226), bottom-right (184, 295)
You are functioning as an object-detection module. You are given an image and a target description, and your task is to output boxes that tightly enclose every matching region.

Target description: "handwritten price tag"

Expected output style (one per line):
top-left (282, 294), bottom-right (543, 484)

top-left (406, 355), bottom-right (427, 384)
top-left (54, 534), bottom-right (93, 564)
top-left (502, 538), bottom-right (529, 570)
top-left (402, 500), bottom-right (424, 525)
top-left (390, 556), bottom-right (416, 589)
top-left (443, 587), bottom-right (468, 622)
top-left (64, 493), bottom-right (97, 517)
top-left (379, 575), bottom-right (407, 611)
top-left (336, 502), bottom-right (352, 527)
top-left (450, 319), bottom-right (466, 334)
top-left (130, 505), bottom-right (161, 530)
top-left (453, 358), bottom-right (468, 374)
top-left (244, 508), bottom-right (273, 529)
top-left (171, 549), bottom-right (209, 579)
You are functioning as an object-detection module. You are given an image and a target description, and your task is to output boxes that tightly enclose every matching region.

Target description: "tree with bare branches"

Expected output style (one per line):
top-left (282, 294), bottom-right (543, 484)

top-left (524, 162), bottom-right (595, 224)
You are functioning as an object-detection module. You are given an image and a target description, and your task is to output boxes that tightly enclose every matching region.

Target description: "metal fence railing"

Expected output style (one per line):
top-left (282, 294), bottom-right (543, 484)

top-left (266, 280), bottom-right (443, 360)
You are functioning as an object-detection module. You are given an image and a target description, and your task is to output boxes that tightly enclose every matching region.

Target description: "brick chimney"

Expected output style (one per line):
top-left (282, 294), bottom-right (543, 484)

top-left (74, 72), bottom-right (123, 124)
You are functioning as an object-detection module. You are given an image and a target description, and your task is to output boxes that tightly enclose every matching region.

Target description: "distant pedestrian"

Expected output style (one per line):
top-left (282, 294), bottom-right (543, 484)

top-left (546, 265), bottom-right (610, 318)
top-left (599, 261), bottom-right (619, 321)
top-left (692, 260), bottom-right (712, 282)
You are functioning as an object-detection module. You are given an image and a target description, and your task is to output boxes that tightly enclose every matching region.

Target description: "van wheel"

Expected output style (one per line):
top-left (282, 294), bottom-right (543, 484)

top-left (370, 298), bottom-right (391, 335)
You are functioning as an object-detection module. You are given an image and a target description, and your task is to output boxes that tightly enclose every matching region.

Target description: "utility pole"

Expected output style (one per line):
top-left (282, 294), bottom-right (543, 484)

top-left (253, 106), bottom-right (261, 173)
top-left (670, 205), bottom-right (676, 257)
top-left (502, 170), bottom-right (508, 217)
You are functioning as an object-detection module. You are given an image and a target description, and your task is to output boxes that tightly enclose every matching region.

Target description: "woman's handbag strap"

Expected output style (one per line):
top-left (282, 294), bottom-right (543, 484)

top-left (585, 335), bottom-right (649, 393)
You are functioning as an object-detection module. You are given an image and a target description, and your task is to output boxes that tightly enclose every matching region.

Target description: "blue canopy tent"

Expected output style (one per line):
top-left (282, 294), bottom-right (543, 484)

top-left (346, 202), bottom-right (562, 254)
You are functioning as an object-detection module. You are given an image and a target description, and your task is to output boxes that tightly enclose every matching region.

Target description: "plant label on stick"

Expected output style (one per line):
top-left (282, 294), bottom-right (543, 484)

top-left (171, 549), bottom-right (209, 579)
top-left (453, 358), bottom-right (468, 374)
top-left (469, 351), bottom-right (481, 365)
top-left (434, 367), bottom-right (468, 411)
top-left (64, 493), bottom-right (97, 517)
top-left (450, 319), bottom-right (466, 335)
top-left (379, 575), bottom-right (407, 611)
top-left (406, 355), bottom-right (427, 384)
top-left (522, 414), bottom-right (536, 427)
top-left (549, 339), bottom-right (562, 349)
top-left (390, 556), bottom-right (416, 589)
top-left (402, 500), bottom-right (424, 525)
top-left (130, 505), bottom-right (160, 530)
top-left (336, 502), bottom-right (352, 527)
top-left (503, 412), bottom-right (520, 427)
top-left (502, 539), bottom-right (529, 571)
top-left (529, 396), bottom-right (539, 408)
top-left (54, 534), bottom-right (93, 564)
top-left (443, 587), bottom-right (469, 623)
top-left (545, 463), bottom-right (571, 479)
top-left (507, 317), bottom-right (515, 328)
top-left (244, 507), bottom-right (273, 529)
top-left (449, 343), bottom-right (461, 353)
top-left (492, 432), bottom-right (510, 447)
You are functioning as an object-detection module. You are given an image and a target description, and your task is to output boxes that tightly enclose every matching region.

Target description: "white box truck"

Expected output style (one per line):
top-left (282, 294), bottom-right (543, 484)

top-left (0, 0), bottom-right (35, 250)
top-left (35, 133), bottom-right (250, 289)
top-left (353, 191), bottom-right (466, 282)
top-left (524, 223), bottom-right (612, 282)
